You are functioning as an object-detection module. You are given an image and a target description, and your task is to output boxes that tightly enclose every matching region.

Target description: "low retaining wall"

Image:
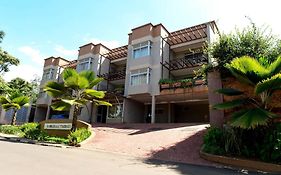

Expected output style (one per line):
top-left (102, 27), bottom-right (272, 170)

top-left (40, 119), bottom-right (91, 138)
top-left (200, 150), bottom-right (281, 173)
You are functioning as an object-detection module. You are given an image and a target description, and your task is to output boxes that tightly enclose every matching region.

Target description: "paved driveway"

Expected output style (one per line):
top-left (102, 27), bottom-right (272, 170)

top-left (0, 140), bottom-right (273, 175)
top-left (83, 123), bottom-right (214, 166)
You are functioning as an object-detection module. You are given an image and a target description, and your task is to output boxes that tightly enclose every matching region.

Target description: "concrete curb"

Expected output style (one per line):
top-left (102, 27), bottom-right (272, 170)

top-left (78, 130), bottom-right (95, 147)
top-left (200, 149), bottom-right (281, 173)
top-left (0, 134), bottom-right (71, 149)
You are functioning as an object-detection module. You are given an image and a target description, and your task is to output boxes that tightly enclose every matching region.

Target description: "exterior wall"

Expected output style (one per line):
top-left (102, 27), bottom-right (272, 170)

top-left (123, 98), bottom-right (145, 123)
top-left (125, 24), bottom-right (169, 96)
top-left (207, 71), bottom-right (224, 127)
top-left (34, 21), bottom-right (219, 124)
top-left (34, 106), bottom-right (48, 122)
top-left (78, 102), bottom-right (92, 123)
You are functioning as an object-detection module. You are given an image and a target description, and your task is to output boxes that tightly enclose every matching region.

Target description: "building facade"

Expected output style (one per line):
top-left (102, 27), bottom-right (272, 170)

top-left (34, 21), bottom-right (222, 125)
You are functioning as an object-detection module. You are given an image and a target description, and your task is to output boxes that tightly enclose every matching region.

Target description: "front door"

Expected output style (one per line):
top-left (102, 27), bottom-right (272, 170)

top-left (97, 106), bottom-right (107, 123)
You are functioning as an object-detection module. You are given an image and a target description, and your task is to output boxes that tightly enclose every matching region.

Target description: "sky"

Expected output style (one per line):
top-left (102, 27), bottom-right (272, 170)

top-left (1, 0), bottom-right (281, 82)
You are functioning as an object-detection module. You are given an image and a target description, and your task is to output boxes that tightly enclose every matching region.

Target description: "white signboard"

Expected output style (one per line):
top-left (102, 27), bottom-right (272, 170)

top-left (44, 123), bottom-right (72, 130)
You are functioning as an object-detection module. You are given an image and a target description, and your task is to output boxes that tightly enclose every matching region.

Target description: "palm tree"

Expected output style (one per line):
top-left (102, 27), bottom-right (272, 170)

top-left (0, 92), bottom-right (30, 125)
top-left (44, 68), bottom-right (111, 131)
top-left (213, 56), bottom-right (281, 129)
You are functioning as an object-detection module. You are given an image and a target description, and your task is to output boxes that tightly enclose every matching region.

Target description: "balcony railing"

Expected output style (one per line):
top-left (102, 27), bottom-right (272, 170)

top-left (161, 53), bottom-right (208, 71)
top-left (159, 79), bottom-right (206, 91)
top-left (99, 69), bottom-right (126, 81)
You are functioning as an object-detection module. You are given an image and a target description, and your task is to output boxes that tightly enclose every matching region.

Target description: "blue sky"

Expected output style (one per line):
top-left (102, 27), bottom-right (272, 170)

top-left (1, 0), bottom-right (281, 81)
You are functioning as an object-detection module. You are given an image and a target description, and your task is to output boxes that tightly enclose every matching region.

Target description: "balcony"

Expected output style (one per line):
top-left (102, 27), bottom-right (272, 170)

top-left (99, 69), bottom-right (126, 81)
top-left (159, 78), bottom-right (207, 95)
top-left (161, 53), bottom-right (208, 71)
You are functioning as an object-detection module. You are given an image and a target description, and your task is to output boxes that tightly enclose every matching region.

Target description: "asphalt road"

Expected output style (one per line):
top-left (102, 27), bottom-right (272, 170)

top-left (0, 139), bottom-right (277, 175)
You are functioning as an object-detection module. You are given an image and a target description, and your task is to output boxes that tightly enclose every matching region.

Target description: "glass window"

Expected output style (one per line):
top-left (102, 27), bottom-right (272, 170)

top-left (42, 68), bottom-right (55, 80)
top-left (130, 68), bottom-right (151, 86)
top-left (108, 104), bottom-right (123, 119)
top-left (133, 41), bottom-right (152, 59)
top-left (77, 57), bottom-right (92, 72)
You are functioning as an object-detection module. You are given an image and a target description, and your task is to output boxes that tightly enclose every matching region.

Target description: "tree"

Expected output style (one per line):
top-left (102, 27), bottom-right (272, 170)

top-left (0, 31), bottom-right (19, 73)
top-left (0, 76), bottom-right (10, 95)
top-left (44, 68), bottom-right (111, 131)
top-left (206, 21), bottom-right (281, 77)
top-left (0, 92), bottom-right (29, 125)
top-left (7, 78), bottom-right (33, 96)
top-left (213, 56), bottom-right (281, 129)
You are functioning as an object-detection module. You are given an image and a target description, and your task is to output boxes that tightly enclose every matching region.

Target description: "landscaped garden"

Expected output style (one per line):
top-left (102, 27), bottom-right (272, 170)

top-left (201, 21), bottom-right (281, 165)
top-left (0, 123), bottom-right (91, 145)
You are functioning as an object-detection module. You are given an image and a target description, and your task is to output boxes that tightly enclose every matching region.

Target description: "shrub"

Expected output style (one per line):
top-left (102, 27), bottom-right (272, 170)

top-left (20, 123), bottom-right (39, 133)
top-left (21, 123), bottom-right (47, 141)
top-left (260, 124), bottom-right (281, 164)
top-left (158, 78), bottom-right (173, 85)
top-left (202, 127), bottom-right (225, 155)
top-left (68, 128), bottom-right (91, 146)
top-left (0, 125), bottom-right (22, 135)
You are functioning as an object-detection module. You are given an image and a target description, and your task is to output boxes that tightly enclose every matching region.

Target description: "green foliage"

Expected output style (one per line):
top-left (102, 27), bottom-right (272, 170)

top-left (0, 30), bottom-right (19, 73)
top-left (68, 128), bottom-right (91, 146)
top-left (6, 77), bottom-right (40, 102)
top-left (158, 78), bottom-right (174, 84)
top-left (208, 22), bottom-right (281, 75)
top-left (202, 127), bottom-right (225, 155)
top-left (0, 125), bottom-right (22, 135)
top-left (44, 68), bottom-right (111, 131)
top-left (214, 56), bottom-right (281, 129)
top-left (20, 123), bottom-right (47, 140)
top-left (0, 92), bottom-right (30, 125)
top-left (0, 76), bottom-right (10, 95)
top-left (260, 124), bottom-right (281, 164)
top-left (203, 125), bottom-right (281, 164)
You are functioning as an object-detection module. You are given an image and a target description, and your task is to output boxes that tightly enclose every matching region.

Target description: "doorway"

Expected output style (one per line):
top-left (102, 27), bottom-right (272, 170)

top-left (97, 106), bottom-right (107, 123)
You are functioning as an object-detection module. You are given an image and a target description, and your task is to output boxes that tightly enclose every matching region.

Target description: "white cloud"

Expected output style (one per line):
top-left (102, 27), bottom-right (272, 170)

top-left (203, 0), bottom-right (281, 36)
top-left (83, 37), bottom-right (120, 49)
top-left (18, 46), bottom-right (44, 65)
top-left (3, 64), bottom-right (42, 82)
top-left (54, 45), bottom-right (77, 59)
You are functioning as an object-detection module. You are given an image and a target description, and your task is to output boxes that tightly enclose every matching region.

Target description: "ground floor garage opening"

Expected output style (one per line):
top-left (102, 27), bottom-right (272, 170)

top-left (144, 101), bottom-right (209, 123)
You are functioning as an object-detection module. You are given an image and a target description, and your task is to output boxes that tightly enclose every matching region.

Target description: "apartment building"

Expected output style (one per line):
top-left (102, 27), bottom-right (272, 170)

top-left (34, 21), bottom-right (222, 125)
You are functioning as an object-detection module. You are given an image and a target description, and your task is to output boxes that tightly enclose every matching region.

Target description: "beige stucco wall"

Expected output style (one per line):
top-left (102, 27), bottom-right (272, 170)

top-left (123, 98), bottom-right (145, 123)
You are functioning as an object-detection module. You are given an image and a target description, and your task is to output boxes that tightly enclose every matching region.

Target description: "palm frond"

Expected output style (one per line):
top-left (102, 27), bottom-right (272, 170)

top-left (230, 108), bottom-right (276, 129)
top-left (213, 98), bottom-right (248, 110)
top-left (216, 88), bottom-right (244, 96)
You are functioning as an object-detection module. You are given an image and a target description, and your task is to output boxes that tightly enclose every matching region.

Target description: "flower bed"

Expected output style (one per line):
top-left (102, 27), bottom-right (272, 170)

top-left (0, 123), bottom-right (91, 146)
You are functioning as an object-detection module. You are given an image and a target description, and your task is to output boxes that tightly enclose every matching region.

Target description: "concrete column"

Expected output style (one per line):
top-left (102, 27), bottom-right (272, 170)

top-left (151, 95), bottom-right (156, 123)
top-left (207, 71), bottom-right (224, 127)
top-left (45, 105), bottom-right (51, 120)
top-left (168, 103), bottom-right (171, 123)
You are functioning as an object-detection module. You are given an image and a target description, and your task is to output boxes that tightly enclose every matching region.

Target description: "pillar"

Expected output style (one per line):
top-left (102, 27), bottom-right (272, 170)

top-left (45, 105), bottom-right (51, 120)
top-left (151, 95), bottom-right (156, 123)
top-left (168, 103), bottom-right (171, 123)
top-left (207, 71), bottom-right (224, 127)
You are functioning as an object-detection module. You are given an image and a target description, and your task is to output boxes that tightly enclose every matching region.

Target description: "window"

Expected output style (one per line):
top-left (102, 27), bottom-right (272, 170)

top-left (38, 89), bottom-right (47, 98)
top-left (42, 68), bottom-right (55, 80)
top-left (130, 68), bottom-right (151, 86)
top-left (133, 41), bottom-right (152, 59)
top-left (108, 104), bottom-right (123, 119)
top-left (77, 57), bottom-right (92, 72)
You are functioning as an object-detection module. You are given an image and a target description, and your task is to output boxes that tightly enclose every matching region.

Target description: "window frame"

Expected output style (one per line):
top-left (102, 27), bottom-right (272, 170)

top-left (129, 68), bottom-right (151, 86)
top-left (132, 41), bottom-right (152, 59)
top-left (77, 57), bottom-right (93, 72)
